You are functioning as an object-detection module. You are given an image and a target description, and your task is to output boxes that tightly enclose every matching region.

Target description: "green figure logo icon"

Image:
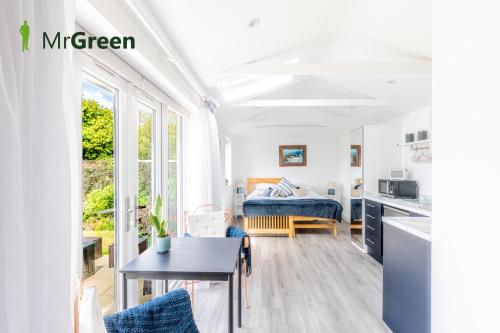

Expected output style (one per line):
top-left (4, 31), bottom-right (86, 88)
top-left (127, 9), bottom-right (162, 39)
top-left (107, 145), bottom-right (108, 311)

top-left (20, 20), bottom-right (30, 52)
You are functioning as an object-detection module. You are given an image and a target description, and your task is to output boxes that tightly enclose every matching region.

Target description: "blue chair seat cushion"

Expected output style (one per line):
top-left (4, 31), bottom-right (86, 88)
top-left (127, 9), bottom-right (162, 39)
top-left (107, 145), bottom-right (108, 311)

top-left (226, 226), bottom-right (252, 276)
top-left (104, 288), bottom-right (199, 333)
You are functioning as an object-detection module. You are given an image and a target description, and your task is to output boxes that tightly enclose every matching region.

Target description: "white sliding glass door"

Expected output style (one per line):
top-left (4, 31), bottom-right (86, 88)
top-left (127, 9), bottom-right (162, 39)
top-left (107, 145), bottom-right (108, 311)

top-left (78, 52), bottom-right (185, 311)
top-left (135, 98), bottom-right (161, 304)
top-left (79, 56), bottom-right (143, 312)
top-left (81, 76), bottom-right (119, 314)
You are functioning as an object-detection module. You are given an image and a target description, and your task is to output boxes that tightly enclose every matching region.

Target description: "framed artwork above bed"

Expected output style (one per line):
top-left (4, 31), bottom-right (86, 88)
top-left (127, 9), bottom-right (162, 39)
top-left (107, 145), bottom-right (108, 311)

top-left (279, 145), bottom-right (307, 167)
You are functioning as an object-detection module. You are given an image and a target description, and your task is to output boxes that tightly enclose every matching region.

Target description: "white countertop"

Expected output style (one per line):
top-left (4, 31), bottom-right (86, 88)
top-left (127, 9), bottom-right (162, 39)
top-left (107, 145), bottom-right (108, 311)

top-left (363, 191), bottom-right (432, 217)
top-left (382, 216), bottom-right (432, 241)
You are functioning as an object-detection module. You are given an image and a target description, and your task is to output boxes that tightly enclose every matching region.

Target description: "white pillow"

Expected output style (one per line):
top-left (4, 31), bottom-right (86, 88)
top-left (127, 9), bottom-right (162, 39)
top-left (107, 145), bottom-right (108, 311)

top-left (270, 187), bottom-right (287, 197)
top-left (255, 183), bottom-right (277, 191)
top-left (277, 177), bottom-right (295, 196)
top-left (291, 187), bottom-right (307, 197)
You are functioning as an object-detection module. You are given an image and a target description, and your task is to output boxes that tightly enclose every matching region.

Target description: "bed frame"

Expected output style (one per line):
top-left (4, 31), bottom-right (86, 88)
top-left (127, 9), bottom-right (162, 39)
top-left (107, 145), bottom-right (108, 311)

top-left (243, 178), bottom-right (338, 238)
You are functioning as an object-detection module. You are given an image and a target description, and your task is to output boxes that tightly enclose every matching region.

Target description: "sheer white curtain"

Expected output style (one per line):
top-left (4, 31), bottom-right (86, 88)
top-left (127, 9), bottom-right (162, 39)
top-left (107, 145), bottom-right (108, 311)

top-left (0, 1), bottom-right (77, 332)
top-left (185, 99), bottom-right (223, 211)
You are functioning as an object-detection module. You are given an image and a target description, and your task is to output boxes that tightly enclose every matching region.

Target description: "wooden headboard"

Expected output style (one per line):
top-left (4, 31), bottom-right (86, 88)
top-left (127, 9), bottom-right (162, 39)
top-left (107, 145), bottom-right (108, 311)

top-left (246, 178), bottom-right (281, 194)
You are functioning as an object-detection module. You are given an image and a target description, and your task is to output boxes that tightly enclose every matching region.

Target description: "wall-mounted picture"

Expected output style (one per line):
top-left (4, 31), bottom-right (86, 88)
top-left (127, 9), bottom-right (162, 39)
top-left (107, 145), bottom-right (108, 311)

top-left (351, 145), bottom-right (361, 167)
top-left (279, 145), bottom-right (307, 167)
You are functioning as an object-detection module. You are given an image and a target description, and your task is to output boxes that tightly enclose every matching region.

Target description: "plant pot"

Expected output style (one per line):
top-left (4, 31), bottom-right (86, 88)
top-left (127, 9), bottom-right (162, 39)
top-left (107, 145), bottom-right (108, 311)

top-left (155, 236), bottom-right (171, 253)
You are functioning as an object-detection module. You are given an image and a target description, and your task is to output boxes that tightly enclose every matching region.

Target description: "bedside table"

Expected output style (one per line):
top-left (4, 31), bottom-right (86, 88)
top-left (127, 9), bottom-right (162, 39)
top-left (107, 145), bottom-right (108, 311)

top-left (234, 193), bottom-right (245, 218)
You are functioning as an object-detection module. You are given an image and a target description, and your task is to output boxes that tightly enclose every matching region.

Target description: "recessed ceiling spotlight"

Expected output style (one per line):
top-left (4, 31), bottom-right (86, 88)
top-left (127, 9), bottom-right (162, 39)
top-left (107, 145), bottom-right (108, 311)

top-left (248, 18), bottom-right (260, 28)
top-left (387, 80), bottom-right (396, 84)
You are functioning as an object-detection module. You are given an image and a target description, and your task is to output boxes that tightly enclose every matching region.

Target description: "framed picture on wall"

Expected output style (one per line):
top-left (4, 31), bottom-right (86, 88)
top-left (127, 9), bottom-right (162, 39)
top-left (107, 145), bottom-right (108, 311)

top-left (279, 145), bottom-right (307, 167)
top-left (351, 145), bottom-right (361, 167)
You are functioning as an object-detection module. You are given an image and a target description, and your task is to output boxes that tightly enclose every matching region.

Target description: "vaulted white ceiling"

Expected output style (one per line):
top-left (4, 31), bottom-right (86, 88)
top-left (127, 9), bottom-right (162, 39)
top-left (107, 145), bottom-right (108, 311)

top-left (145, 0), bottom-right (431, 136)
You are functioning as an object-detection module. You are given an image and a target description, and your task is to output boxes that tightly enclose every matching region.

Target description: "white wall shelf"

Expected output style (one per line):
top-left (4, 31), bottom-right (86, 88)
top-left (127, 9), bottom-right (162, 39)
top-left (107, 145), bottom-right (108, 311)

top-left (397, 139), bottom-right (431, 148)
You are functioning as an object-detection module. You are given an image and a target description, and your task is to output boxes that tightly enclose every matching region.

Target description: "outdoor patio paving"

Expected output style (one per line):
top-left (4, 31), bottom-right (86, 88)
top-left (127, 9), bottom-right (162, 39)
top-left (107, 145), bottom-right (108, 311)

top-left (83, 255), bottom-right (153, 315)
top-left (83, 255), bottom-right (115, 315)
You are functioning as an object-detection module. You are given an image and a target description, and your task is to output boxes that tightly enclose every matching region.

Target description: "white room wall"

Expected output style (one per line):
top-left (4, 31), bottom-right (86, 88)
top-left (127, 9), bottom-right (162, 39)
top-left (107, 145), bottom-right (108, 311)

top-left (339, 107), bottom-right (432, 207)
top-left (363, 125), bottom-right (402, 192)
top-left (339, 125), bottom-right (401, 203)
top-left (232, 128), bottom-right (341, 195)
top-left (400, 107), bottom-right (432, 194)
top-left (381, 107), bottom-right (432, 195)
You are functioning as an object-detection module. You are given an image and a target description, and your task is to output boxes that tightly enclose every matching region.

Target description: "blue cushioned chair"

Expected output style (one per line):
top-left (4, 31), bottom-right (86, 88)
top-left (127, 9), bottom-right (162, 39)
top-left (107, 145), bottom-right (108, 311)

top-left (104, 288), bottom-right (199, 333)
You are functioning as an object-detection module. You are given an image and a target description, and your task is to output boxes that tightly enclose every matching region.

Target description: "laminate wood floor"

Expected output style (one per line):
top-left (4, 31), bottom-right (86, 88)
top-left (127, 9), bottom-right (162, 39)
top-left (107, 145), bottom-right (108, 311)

top-left (194, 222), bottom-right (391, 333)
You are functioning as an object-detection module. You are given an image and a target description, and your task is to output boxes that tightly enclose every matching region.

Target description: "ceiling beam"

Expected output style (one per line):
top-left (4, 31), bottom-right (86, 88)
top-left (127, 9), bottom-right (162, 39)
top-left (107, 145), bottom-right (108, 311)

top-left (219, 61), bottom-right (431, 77)
top-left (235, 99), bottom-right (390, 107)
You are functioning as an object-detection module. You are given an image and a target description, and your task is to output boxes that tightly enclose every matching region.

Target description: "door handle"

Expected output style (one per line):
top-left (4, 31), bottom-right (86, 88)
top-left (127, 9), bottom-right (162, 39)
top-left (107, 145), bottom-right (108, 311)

top-left (133, 195), bottom-right (137, 228)
top-left (125, 196), bottom-right (138, 231)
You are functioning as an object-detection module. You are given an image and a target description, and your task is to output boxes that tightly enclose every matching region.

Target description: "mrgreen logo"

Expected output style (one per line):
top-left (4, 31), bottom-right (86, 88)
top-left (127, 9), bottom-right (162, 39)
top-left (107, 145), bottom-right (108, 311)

top-left (20, 20), bottom-right (135, 51)
top-left (43, 32), bottom-right (135, 49)
top-left (20, 20), bottom-right (30, 51)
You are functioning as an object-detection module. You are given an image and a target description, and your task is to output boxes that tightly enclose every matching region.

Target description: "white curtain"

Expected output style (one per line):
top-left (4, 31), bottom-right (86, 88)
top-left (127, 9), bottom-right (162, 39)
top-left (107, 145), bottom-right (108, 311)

top-left (186, 102), bottom-right (223, 211)
top-left (0, 1), bottom-right (77, 333)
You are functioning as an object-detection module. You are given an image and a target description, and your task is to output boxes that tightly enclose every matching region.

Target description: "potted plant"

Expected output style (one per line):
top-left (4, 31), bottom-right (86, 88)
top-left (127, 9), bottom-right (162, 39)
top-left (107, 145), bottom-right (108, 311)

top-left (149, 195), bottom-right (171, 253)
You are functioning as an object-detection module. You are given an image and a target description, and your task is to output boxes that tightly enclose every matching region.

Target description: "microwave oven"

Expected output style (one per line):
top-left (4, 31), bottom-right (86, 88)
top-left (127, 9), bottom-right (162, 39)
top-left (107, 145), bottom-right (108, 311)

top-left (378, 179), bottom-right (418, 199)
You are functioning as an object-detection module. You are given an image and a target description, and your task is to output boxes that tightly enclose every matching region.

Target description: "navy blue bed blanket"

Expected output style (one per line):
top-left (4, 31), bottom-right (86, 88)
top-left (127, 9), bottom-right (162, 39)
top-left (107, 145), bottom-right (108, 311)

top-left (243, 199), bottom-right (343, 222)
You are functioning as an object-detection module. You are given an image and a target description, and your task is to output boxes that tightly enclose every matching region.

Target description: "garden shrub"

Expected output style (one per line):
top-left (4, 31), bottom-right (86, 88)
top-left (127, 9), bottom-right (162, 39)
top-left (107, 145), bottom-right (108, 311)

top-left (93, 217), bottom-right (114, 231)
top-left (83, 184), bottom-right (114, 224)
top-left (83, 160), bottom-right (114, 195)
top-left (82, 99), bottom-right (114, 160)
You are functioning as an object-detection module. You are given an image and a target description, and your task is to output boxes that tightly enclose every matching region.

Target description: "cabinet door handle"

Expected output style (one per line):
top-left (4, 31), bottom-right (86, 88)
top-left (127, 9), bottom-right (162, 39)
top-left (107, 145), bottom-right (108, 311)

top-left (366, 225), bottom-right (375, 231)
top-left (367, 214), bottom-right (375, 219)
top-left (366, 238), bottom-right (375, 245)
top-left (367, 204), bottom-right (376, 208)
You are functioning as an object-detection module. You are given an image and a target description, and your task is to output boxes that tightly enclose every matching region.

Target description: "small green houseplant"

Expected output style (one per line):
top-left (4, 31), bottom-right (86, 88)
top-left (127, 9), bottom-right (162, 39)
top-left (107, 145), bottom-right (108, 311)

top-left (149, 195), bottom-right (171, 253)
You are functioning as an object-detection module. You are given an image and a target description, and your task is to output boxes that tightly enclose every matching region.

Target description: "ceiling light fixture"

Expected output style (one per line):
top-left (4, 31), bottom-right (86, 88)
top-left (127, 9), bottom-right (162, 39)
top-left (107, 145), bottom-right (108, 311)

top-left (387, 80), bottom-right (396, 84)
top-left (248, 18), bottom-right (260, 28)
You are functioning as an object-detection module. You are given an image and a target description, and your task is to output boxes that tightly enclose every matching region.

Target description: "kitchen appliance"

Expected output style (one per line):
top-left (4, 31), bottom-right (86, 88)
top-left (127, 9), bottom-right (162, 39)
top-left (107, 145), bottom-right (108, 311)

top-left (378, 179), bottom-right (418, 199)
top-left (389, 168), bottom-right (407, 180)
top-left (383, 205), bottom-right (411, 217)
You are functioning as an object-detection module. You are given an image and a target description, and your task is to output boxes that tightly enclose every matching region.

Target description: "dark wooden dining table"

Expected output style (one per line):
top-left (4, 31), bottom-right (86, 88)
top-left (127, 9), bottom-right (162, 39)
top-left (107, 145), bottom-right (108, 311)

top-left (120, 237), bottom-right (243, 332)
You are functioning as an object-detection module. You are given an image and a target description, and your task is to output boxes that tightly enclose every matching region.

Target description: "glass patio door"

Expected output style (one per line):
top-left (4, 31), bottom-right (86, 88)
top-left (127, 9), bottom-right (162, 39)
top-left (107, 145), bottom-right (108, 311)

top-left (80, 67), bottom-right (140, 313)
top-left (79, 52), bottom-right (183, 311)
top-left (135, 98), bottom-right (161, 305)
top-left (79, 55), bottom-right (151, 312)
top-left (81, 75), bottom-right (120, 315)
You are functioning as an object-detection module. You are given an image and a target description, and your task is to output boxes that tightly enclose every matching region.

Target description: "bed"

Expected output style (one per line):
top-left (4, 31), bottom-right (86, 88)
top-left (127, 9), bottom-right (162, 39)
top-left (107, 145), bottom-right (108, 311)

top-left (243, 178), bottom-right (343, 238)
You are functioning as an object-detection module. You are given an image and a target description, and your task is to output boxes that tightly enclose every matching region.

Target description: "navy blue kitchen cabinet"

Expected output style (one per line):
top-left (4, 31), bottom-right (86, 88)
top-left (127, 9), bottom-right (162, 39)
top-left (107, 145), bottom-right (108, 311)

top-left (364, 199), bottom-right (383, 264)
top-left (383, 223), bottom-right (431, 333)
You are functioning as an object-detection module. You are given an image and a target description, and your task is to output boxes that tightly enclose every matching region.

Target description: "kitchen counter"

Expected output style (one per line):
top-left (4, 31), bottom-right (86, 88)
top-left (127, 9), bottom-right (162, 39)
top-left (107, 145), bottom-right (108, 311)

top-left (382, 216), bottom-right (432, 242)
top-left (383, 216), bottom-right (431, 333)
top-left (364, 191), bottom-right (432, 217)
